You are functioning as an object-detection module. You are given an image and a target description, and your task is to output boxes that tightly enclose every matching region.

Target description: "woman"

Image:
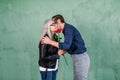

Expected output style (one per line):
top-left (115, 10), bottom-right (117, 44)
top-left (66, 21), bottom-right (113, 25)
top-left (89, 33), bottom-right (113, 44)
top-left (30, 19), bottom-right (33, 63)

top-left (38, 19), bottom-right (60, 80)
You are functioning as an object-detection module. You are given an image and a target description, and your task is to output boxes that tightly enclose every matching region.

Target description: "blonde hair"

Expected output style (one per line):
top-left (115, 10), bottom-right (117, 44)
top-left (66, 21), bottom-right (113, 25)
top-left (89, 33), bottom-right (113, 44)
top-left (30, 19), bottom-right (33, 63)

top-left (40, 19), bottom-right (52, 40)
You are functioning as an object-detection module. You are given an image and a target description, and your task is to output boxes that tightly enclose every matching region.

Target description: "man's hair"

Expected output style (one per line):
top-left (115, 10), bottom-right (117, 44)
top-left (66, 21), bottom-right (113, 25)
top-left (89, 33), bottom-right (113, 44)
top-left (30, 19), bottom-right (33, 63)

top-left (52, 14), bottom-right (65, 23)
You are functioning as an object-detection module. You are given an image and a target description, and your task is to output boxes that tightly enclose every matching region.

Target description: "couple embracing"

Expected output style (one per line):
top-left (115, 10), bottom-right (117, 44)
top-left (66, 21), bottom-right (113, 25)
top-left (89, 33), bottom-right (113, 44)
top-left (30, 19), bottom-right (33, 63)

top-left (38, 14), bottom-right (90, 80)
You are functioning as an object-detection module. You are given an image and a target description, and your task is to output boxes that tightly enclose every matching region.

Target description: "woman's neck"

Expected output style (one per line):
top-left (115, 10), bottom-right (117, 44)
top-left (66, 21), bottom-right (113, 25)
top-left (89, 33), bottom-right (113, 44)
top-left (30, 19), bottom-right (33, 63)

top-left (51, 32), bottom-right (55, 40)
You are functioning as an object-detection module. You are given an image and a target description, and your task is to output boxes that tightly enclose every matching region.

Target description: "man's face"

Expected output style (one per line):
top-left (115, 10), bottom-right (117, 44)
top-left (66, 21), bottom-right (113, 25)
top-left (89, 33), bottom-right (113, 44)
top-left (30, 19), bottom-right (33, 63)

top-left (56, 19), bottom-right (61, 24)
top-left (52, 19), bottom-right (62, 28)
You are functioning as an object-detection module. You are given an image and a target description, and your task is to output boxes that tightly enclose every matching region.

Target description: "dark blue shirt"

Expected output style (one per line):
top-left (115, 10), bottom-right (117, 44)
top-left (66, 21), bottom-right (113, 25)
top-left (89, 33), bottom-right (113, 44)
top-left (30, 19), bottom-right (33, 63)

top-left (59, 23), bottom-right (87, 54)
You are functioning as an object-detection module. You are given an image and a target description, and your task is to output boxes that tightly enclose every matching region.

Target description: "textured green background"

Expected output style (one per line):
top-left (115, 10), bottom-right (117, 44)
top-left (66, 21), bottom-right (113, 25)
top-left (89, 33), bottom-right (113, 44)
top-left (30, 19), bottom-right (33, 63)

top-left (0, 0), bottom-right (120, 80)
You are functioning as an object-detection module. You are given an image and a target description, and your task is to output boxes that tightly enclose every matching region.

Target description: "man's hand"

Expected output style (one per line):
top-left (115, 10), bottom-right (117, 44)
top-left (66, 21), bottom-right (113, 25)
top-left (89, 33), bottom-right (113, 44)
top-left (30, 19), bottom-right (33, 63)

top-left (41, 36), bottom-right (51, 44)
top-left (58, 49), bottom-right (67, 55)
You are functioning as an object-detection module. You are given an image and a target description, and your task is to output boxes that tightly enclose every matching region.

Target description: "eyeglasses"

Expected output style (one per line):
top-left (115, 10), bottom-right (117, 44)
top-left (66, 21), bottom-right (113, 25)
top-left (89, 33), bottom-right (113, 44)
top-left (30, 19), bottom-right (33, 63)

top-left (50, 23), bottom-right (56, 26)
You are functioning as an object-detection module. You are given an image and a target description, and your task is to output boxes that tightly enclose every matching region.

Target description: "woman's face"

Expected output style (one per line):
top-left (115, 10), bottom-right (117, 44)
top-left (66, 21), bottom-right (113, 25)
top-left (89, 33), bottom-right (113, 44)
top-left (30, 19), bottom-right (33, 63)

top-left (50, 21), bottom-right (57, 32)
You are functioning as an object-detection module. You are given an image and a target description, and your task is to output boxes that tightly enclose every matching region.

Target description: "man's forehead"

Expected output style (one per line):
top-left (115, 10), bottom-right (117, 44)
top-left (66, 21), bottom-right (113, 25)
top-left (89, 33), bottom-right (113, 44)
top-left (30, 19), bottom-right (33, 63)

top-left (51, 20), bottom-right (56, 23)
top-left (52, 18), bottom-right (58, 23)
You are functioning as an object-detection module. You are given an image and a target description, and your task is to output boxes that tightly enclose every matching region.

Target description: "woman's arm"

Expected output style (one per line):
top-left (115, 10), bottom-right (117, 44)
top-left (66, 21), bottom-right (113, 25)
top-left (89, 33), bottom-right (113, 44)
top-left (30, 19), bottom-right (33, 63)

top-left (40, 43), bottom-right (60, 60)
top-left (44, 54), bottom-right (60, 60)
top-left (39, 44), bottom-right (48, 59)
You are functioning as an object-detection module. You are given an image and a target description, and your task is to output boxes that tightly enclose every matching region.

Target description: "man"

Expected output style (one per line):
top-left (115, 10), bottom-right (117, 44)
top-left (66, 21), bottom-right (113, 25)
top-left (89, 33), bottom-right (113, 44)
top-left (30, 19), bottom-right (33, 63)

top-left (42, 14), bottom-right (90, 80)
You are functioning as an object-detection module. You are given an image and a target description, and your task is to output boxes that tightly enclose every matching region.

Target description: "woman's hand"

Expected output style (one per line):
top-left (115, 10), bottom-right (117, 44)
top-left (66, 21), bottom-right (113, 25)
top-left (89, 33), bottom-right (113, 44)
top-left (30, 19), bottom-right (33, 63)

top-left (41, 36), bottom-right (51, 44)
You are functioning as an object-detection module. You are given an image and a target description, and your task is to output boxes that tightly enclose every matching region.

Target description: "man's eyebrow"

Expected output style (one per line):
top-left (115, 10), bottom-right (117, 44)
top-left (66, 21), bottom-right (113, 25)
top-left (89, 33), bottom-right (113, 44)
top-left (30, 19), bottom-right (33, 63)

top-left (54, 21), bottom-right (57, 23)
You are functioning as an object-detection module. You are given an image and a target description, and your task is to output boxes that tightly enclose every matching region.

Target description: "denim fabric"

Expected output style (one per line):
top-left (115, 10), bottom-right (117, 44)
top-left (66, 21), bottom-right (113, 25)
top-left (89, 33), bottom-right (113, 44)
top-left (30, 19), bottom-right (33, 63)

top-left (40, 70), bottom-right (58, 80)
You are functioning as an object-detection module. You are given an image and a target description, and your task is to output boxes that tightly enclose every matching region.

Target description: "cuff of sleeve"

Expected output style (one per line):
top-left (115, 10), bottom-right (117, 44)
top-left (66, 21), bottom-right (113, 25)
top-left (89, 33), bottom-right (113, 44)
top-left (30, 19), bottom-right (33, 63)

top-left (58, 42), bottom-right (62, 49)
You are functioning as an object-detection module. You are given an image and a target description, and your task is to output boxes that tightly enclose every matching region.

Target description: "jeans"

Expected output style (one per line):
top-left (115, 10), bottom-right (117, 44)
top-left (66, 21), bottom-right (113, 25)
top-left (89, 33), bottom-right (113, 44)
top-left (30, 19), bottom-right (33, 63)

top-left (40, 70), bottom-right (58, 80)
top-left (71, 52), bottom-right (90, 80)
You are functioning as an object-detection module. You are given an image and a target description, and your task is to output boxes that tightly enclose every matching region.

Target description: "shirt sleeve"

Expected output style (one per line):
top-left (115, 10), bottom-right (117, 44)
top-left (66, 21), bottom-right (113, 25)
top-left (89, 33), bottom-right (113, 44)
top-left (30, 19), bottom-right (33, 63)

top-left (59, 27), bottom-right (73, 50)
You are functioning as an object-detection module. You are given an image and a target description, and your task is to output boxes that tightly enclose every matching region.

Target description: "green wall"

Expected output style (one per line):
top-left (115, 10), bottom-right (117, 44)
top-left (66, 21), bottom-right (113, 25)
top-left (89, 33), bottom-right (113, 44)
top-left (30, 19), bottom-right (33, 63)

top-left (0, 0), bottom-right (120, 80)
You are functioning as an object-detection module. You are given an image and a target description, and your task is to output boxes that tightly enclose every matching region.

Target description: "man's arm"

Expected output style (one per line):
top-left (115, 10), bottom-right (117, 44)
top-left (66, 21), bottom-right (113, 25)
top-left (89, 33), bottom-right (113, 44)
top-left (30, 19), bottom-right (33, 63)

top-left (42, 28), bottom-right (73, 51)
top-left (42, 37), bottom-right (67, 55)
top-left (49, 40), bottom-right (59, 48)
top-left (59, 28), bottom-right (73, 50)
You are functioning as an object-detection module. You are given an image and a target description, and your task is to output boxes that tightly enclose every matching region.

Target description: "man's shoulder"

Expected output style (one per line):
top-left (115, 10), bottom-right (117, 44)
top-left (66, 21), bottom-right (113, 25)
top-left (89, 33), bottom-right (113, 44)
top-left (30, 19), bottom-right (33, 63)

top-left (66, 23), bottom-right (73, 27)
top-left (65, 23), bottom-right (74, 29)
top-left (65, 23), bottom-right (77, 31)
top-left (65, 23), bottom-right (80, 33)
